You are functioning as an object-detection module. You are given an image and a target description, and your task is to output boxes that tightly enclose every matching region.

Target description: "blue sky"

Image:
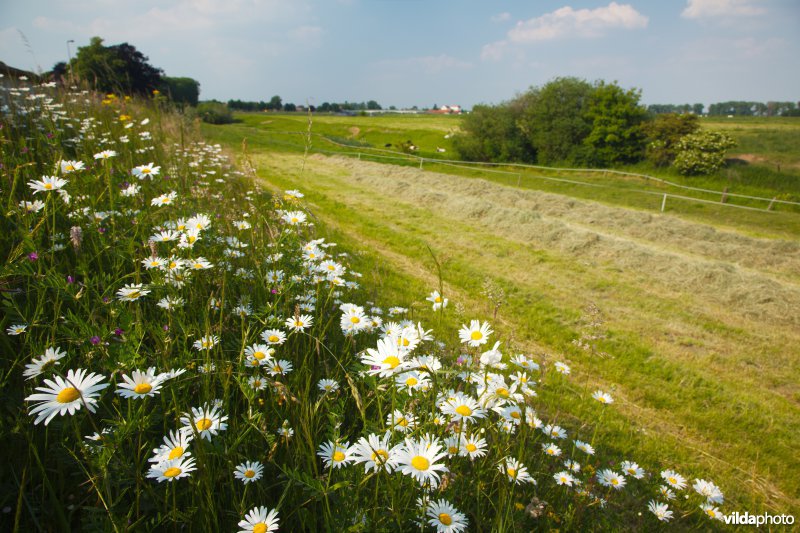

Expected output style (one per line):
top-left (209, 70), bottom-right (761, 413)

top-left (1, 0), bottom-right (798, 109)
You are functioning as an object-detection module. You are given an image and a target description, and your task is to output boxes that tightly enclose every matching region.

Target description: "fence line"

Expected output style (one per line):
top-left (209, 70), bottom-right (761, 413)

top-left (257, 131), bottom-right (800, 213)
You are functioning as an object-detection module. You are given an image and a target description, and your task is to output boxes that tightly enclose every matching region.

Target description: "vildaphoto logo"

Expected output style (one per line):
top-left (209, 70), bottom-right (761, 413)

top-left (723, 512), bottom-right (795, 527)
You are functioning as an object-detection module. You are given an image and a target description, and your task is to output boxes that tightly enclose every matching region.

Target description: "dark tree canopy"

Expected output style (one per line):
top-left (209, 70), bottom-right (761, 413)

top-left (71, 37), bottom-right (163, 95)
top-left (162, 76), bottom-right (201, 107)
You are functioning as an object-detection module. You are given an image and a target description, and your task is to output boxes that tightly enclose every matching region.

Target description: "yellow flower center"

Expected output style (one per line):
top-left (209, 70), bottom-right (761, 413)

top-left (411, 456), bottom-right (430, 471)
top-left (268, 335), bottom-right (279, 343)
top-left (495, 388), bottom-right (509, 398)
top-left (291, 217), bottom-right (299, 223)
top-left (169, 261), bottom-right (178, 269)
top-left (254, 351), bottom-right (266, 360)
top-left (611, 478), bottom-right (619, 486)
top-left (455, 404), bottom-right (472, 417)
top-left (332, 451), bottom-right (345, 462)
top-left (195, 418), bottom-right (213, 430)
top-left (466, 443), bottom-right (477, 453)
top-left (250, 359), bottom-right (260, 366)
top-left (383, 356), bottom-right (400, 368)
top-left (134, 383), bottom-right (152, 394)
top-left (66, 165), bottom-right (75, 171)
top-left (439, 513), bottom-right (452, 526)
top-left (371, 449), bottom-right (389, 464)
top-left (350, 316), bottom-right (360, 324)
top-left (163, 467), bottom-right (181, 478)
top-left (244, 469), bottom-right (256, 478)
top-left (128, 291), bottom-right (141, 299)
top-left (706, 509), bottom-right (716, 518)
top-left (253, 523), bottom-right (267, 533)
top-left (273, 365), bottom-right (282, 373)
top-left (668, 477), bottom-right (677, 485)
top-left (470, 331), bottom-right (482, 341)
top-left (406, 377), bottom-right (418, 387)
top-left (168, 446), bottom-right (184, 460)
top-left (510, 411), bottom-right (521, 419)
top-left (507, 468), bottom-right (517, 478)
top-left (397, 417), bottom-right (408, 427)
top-left (56, 387), bottom-right (80, 403)
top-left (435, 296), bottom-right (442, 303)
top-left (448, 446), bottom-right (459, 454)
top-left (44, 183), bottom-right (53, 190)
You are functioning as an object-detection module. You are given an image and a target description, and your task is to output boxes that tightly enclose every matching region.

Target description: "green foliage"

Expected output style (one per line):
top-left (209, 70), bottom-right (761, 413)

top-left (71, 36), bottom-right (163, 95)
top-left (266, 95), bottom-right (283, 111)
top-left (197, 101), bottom-right (234, 124)
top-left (451, 102), bottom-right (535, 162)
top-left (642, 113), bottom-right (700, 167)
top-left (582, 81), bottom-right (648, 167)
top-left (520, 77), bottom-right (594, 165)
top-left (673, 130), bottom-right (736, 175)
top-left (162, 76), bottom-right (200, 107)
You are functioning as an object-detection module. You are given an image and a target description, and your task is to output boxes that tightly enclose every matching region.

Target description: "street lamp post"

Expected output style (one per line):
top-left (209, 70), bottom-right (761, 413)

top-left (66, 39), bottom-right (75, 85)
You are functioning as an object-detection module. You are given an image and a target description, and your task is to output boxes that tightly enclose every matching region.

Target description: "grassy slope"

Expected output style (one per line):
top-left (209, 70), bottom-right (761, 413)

top-left (202, 117), bottom-right (800, 515)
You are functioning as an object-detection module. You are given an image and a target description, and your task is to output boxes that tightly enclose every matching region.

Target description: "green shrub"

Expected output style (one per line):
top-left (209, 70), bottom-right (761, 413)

top-left (197, 101), bottom-right (234, 124)
top-left (673, 130), bottom-right (736, 175)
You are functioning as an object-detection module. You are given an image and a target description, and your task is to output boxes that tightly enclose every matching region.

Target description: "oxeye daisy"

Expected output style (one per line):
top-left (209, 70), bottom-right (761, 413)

top-left (149, 429), bottom-right (193, 464)
top-left (189, 256), bottom-right (213, 270)
top-left (146, 456), bottom-right (196, 483)
top-left (116, 367), bottom-right (164, 398)
top-left (193, 335), bottom-right (220, 351)
top-left (647, 500), bottom-right (673, 522)
top-left (132, 162), bottom-right (160, 179)
top-left (361, 337), bottom-right (410, 377)
top-left (244, 344), bottom-right (275, 366)
top-left (660, 469), bottom-right (687, 490)
top-left (439, 392), bottom-right (486, 424)
top-left (542, 443), bottom-right (562, 457)
top-left (25, 368), bottom-right (108, 425)
top-left (542, 424), bottom-right (567, 439)
top-left (575, 440), bottom-right (595, 455)
top-left (317, 440), bottom-right (353, 470)
top-left (460, 434), bottom-right (488, 459)
top-left (693, 478), bottom-right (724, 504)
top-left (234, 461), bottom-right (264, 484)
top-left (554, 471), bottom-right (576, 486)
top-left (395, 370), bottom-right (430, 393)
top-left (281, 210), bottom-right (307, 225)
top-left (157, 296), bottom-right (185, 310)
top-left (267, 359), bottom-right (293, 377)
top-left (285, 314), bottom-right (313, 332)
top-left (592, 390), bottom-right (614, 404)
top-left (554, 361), bottom-right (571, 375)
top-left (396, 435), bottom-right (448, 488)
top-left (260, 329), bottom-right (286, 345)
top-left (116, 283), bottom-right (150, 301)
top-left (426, 290), bottom-right (448, 311)
top-left (93, 149), bottom-right (117, 160)
top-left (237, 506), bottom-right (279, 533)
top-left (59, 160), bottom-right (85, 173)
top-left (350, 432), bottom-right (398, 473)
top-left (180, 404), bottom-right (228, 441)
top-left (317, 378), bottom-right (340, 395)
top-left (151, 191), bottom-right (177, 207)
top-left (426, 499), bottom-right (468, 533)
top-left (499, 457), bottom-right (534, 484)
top-left (620, 461), bottom-right (645, 479)
top-left (20, 200), bottom-right (46, 213)
top-left (597, 469), bottom-right (626, 490)
top-left (386, 409), bottom-right (417, 433)
top-left (7, 324), bottom-right (28, 335)
top-left (248, 375), bottom-right (267, 391)
top-left (28, 175), bottom-right (67, 194)
top-left (23, 346), bottom-right (67, 380)
top-left (141, 256), bottom-right (166, 270)
top-left (458, 319), bottom-right (493, 347)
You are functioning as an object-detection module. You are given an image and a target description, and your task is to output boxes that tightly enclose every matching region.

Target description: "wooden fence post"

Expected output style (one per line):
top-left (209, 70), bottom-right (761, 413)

top-left (768, 197), bottom-right (776, 211)
top-left (661, 194), bottom-right (667, 212)
top-left (721, 187), bottom-right (728, 203)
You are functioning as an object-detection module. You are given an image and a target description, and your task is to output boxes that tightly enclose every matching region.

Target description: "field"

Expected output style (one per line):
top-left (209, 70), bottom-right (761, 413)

top-left (203, 112), bottom-right (800, 517)
top-left (4, 81), bottom-right (799, 532)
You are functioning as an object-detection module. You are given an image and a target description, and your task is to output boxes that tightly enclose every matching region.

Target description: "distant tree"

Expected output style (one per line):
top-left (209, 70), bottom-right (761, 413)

top-left (266, 95), bottom-right (283, 111)
top-left (642, 113), bottom-right (700, 167)
top-left (318, 102), bottom-right (331, 112)
top-left (581, 81), bottom-right (648, 167)
top-left (692, 103), bottom-right (704, 115)
top-left (520, 77), bottom-right (594, 165)
top-left (367, 100), bottom-right (381, 110)
top-left (197, 101), bottom-right (234, 124)
top-left (452, 100), bottom-right (535, 163)
top-left (673, 130), bottom-right (736, 175)
top-left (50, 61), bottom-right (68, 84)
top-left (71, 37), bottom-right (163, 95)
top-left (284, 102), bottom-right (297, 112)
top-left (162, 76), bottom-right (200, 106)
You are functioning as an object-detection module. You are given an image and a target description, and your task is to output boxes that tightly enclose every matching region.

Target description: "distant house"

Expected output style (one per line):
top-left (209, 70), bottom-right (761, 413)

top-left (428, 104), bottom-right (462, 115)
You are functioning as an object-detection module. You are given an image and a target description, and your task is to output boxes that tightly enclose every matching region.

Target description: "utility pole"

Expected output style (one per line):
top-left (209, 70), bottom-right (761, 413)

top-left (66, 39), bottom-right (75, 85)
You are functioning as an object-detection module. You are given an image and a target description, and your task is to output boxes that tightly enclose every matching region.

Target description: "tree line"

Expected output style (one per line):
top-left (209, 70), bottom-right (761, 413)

top-left (227, 98), bottom-right (384, 113)
top-left (452, 77), bottom-right (736, 175)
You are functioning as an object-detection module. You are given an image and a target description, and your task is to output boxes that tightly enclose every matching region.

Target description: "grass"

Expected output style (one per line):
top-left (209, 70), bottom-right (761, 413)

top-left (201, 141), bottom-right (800, 520)
top-left (2, 81), bottom-right (753, 532)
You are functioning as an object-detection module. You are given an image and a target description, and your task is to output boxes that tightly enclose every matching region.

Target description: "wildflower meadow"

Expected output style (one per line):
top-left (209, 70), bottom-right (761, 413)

top-left (1, 79), bottom-right (731, 531)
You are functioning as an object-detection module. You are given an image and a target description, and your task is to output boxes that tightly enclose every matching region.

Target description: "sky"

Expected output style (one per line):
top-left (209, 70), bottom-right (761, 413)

top-left (1, 0), bottom-right (798, 109)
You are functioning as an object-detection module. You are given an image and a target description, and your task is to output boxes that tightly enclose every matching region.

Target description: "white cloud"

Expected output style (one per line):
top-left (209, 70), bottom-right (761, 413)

top-left (290, 25), bottom-right (324, 47)
top-left (482, 2), bottom-right (647, 61)
top-left (491, 12), bottom-right (511, 23)
top-left (681, 0), bottom-right (766, 19)
top-left (507, 2), bottom-right (648, 43)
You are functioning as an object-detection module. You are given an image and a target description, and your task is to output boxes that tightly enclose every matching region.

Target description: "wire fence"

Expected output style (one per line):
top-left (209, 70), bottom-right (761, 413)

top-left (256, 131), bottom-right (800, 214)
